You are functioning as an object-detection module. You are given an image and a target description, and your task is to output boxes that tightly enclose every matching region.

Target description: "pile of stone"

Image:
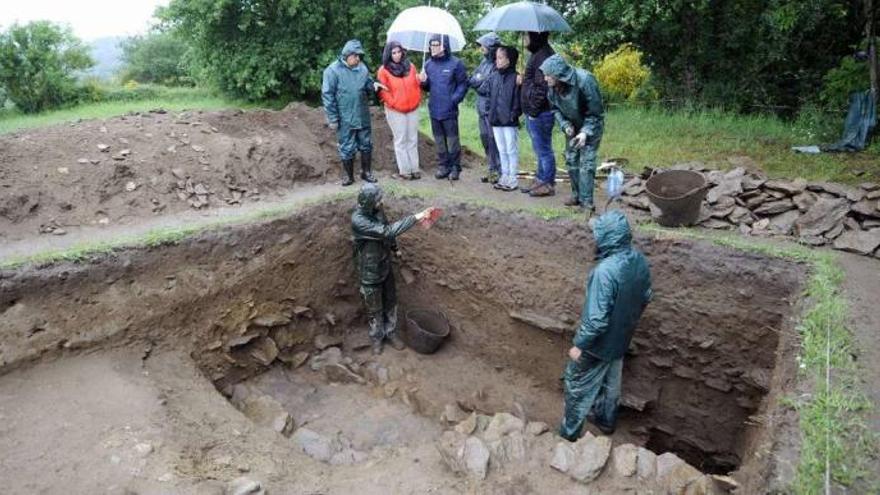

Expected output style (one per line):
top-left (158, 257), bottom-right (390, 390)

top-left (619, 165), bottom-right (880, 258)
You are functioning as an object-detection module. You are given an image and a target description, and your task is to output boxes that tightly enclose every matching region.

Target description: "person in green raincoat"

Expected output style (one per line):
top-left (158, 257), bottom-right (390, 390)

top-left (539, 54), bottom-right (605, 213)
top-left (560, 210), bottom-right (652, 441)
top-left (322, 40), bottom-right (387, 186)
top-left (352, 183), bottom-right (433, 354)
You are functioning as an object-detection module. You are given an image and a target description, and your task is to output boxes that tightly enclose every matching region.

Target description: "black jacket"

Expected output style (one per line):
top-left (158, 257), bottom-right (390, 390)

top-left (479, 65), bottom-right (522, 127)
top-left (521, 44), bottom-right (555, 117)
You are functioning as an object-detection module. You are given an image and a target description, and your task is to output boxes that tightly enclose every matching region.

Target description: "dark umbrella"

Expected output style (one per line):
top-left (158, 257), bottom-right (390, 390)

top-left (473, 1), bottom-right (571, 33)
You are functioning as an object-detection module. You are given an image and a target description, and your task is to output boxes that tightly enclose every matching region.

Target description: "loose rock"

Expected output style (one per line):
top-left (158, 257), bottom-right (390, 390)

top-left (833, 229), bottom-right (880, 255)
top-left (569, 434), bottom-right (612, 483)
top-left (227, 477), bottom-right (265, 495)
top-left (611, 444), bottom-right (638, 477)
top-left (292, 428), bottom-right (334, 462)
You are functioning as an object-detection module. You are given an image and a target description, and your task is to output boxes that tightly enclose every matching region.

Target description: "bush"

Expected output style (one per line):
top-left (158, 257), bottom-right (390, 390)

top-left (820, 56), bottom-right (871, 112)
top-left (0, 21), bottom-right (94, 113)
top-left (592, 44), bottom-right (652, 103)
top-left (119, 31), bottom-right (192, 86)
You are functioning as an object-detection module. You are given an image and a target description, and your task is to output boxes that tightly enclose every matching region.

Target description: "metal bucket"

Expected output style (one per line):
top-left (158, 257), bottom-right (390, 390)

top-left (645, 170), bottom-right (709, 227)
top-left (404, 309), bottom-right (451, 354)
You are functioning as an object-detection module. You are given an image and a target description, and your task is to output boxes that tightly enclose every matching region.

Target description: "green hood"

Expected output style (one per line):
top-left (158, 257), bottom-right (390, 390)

top-left (539, 54), bottom-right (576, 85)
top-left (357, 183), bottom-right (383, 212)
top-left (592, 210), bottom-right (632, 257)
top-left (340, 39), bottom-right (366, 63)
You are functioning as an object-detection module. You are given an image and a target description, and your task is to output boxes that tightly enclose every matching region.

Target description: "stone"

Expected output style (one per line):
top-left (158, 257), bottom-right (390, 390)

top-left (400, 267), bottom-right (416, 285)
top-left (710, 474), bottom-right (740, 491)
top-left (792, 191), bottom-right (818, 212)
top-left (227, 477), bottom-right (265, 495)
top-left (753, 199), bottom-right (795, 216)
top-left (741, 175), bottom-right (766, 190)
top-left (277, 350), bottom-right (309, 369)
top-left (292, 305), bottom-right (313, 317)
top-left (550, 441), bottom-right (577, 473)
top-left (76, 158), bottom-right (90, 164)
top-left (764, 178), bottom-right (806, 195)
top-left (825, 221), bottom-right (845, 240)
top-left (309, 346), bottom-right (342, 371)
top-left (441, 403), bottom-right (469, 424)
top-left (171, 168), bottom-right (186, 180)
top-left (493, 431), bottom-right (528, 464)
top-left (700, 219), bottom-right (733, 230)
top-left (706, 176), bottom-right (743, 204)
top-left (851, 199), bottom-right (880, 219)
top-left (833, 230), bottom-right (880, 255)
top-left (508, 310), bottom-right (568, 334)
top-left (611, 444), bottom-right (638, 477)
top-left (636, 447), bottom-right (657, 479)
top-left (454, 413), bottom-right (478, 435)
top-left (657, 453), bottom-right (702, 494)
top-left (324, 363), bottom-right (365, 384)
top-left (526, 421), bottom-right (549, 436)
top-left (192, 144), bottom-right (206, 153)
top-left (251, 313), bottom-right (290, 327)
top-left (845, 217), bottom-right (862, 231)
top-left (343, 332), bottom-right (372, 352)
top-left (808, 181), bottom-right (865, 201)
top-left (744, 193), bottom-right (771, 209)
top-left (436, 431), bottom-right (490, 480)
top-left (483, 412), bottom-right (525, 441)
top-left (292, 428), bottom-right (334, 462)
top-left (795, 197), bottom-right (850, 237)
top-left (861, 182), bottom-right (880, 191)
top-left (569, 434), bottom-right (612, 483)
top-left (329, 448), bottom-right (368, 466)
top-left (133, 442), bottom-right (154, 457)
top-left (868, 189), bottom-right (880, 200)
top-left (728, 206), bottom-right (754, 225)
top-left (314, 334), bottom-right (343, 350)
top-left (463, 436), bottom-right (491, 480)
top-left (621, 195), bottom-right (651, 211)
top-left (685, 475), bottom-right (726, 495)
top-left (237, 394), bottom-right (294, 437)
top-left (119, 148), bottom-right (131, 157)
top-left (864, 219), bottom-right (880, 229)
top-left (97, 143), bottom-right (111, 152)
top-left (248, 336), bottom-right (278, 366)
top-left (768, 209), bottom-right (802, 235)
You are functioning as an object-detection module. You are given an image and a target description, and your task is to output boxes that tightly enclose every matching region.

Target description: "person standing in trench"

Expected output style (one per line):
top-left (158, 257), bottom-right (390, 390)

top-left (560, 210), bottom-right (653, 441)
top-left (351, 183), bottom-right (434, 354)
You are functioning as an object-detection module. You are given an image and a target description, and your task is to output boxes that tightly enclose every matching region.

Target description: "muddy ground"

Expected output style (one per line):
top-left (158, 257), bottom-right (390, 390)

top-left (0, 198), bottom-right (808, 493)
top-left (0, 103), bottom-right (480, 242)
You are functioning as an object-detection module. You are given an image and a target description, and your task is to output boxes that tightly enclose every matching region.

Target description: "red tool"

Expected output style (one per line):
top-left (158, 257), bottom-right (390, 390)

top-left (418, 207), bottom-right (443, 229)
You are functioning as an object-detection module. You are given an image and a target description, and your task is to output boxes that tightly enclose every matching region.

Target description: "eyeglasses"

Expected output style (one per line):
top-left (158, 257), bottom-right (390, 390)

top-left (430, 42), bottom-right (441, 47)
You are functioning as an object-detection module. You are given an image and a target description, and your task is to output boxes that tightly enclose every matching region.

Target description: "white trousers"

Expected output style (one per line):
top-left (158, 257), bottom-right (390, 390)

top-left (492, 126), bottom-right (519, 187)
top-left (385, 108), bottom-right (420, 174)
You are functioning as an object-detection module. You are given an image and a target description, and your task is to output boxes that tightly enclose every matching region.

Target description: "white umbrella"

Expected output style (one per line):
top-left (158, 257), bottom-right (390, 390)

top-left (386, 6), bottom-right (466, 53)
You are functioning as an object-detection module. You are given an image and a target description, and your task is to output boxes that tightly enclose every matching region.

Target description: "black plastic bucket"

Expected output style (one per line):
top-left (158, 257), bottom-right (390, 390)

top-left (404, 309), bottom-right (450, 354)
top-left (645, 170), bottom-right (709, 227)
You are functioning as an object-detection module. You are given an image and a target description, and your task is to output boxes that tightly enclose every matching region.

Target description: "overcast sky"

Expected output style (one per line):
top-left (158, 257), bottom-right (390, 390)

top-left (0, 0), bottom-right (170, 40)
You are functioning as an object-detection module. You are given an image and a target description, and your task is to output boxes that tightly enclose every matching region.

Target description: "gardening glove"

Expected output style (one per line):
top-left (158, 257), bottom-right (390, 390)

top-left (563, 125), bottom-right (575, 137)
top-left (373, 82), bottom-right (388, 92)
top-left (572, 132), bottom-right (588, 149)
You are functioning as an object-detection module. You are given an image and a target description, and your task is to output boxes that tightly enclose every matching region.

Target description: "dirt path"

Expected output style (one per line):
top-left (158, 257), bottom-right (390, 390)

top-left (837, 252), bottom-right (880, 482)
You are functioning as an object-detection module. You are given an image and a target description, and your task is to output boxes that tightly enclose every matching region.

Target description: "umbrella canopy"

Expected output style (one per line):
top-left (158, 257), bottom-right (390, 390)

top-left (387, 6), bottom-right (467, 52)
top-left (474, 1), bottom-right (571, 33)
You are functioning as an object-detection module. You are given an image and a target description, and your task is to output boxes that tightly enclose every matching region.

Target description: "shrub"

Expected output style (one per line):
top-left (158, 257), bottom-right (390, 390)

top-left (593, 44), bottom-right (652, 103)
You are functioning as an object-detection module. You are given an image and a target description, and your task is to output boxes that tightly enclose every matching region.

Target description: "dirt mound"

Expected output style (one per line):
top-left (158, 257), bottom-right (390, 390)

top-left (0, 103), bottom-right (477, 242)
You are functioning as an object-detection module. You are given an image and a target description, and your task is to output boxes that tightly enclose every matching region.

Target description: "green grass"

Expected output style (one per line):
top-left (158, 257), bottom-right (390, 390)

top-left (430, 104), bottom-right (880, 184)
top-left (0, 87), bottom-right (252, 135)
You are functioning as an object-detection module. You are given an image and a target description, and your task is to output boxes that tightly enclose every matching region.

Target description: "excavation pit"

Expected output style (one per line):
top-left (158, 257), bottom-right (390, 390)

top-left (0, 197), bottom-right (807, 493)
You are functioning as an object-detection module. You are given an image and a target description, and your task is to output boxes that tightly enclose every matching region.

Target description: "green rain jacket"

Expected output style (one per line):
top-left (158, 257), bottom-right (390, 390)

top-left (574, 210), bottom-right (652, 360)
top-left (351, 184), bottom-right (417, 285)
top-left (539, 54), bottom-right (605, 140)
top-left (322, 40), bottom-right (376, 129)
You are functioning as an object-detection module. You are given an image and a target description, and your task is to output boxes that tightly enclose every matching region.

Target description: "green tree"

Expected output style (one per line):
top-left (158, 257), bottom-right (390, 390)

top-left (158, 0), bottom-right (407, 101)
top-left (119, 31), bottom-right (191, 85)
top-left (0, 21), bottom-right (93, 113)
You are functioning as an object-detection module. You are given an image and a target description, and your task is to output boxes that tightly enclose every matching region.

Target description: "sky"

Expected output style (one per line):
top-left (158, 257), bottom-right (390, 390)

top-left (0, 0), bottom-right (170, 40)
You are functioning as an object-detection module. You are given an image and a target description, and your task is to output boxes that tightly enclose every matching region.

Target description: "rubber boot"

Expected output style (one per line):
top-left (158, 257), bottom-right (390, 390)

top-left (360, 152), bottom-right (377, 183)
top-left (435, 167), bottom-right (451, 179)
top-left (388, 333), bottom-right (406, 350)
top-left (449, 166), bottom-right (461, 181)
top-left (341, 159), bottom-right (355, 186)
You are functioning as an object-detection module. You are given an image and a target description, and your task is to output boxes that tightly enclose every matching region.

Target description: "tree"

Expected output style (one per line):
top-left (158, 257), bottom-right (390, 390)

top-left (158, 0), bottom-right (407, 101)
top-left (0, 21), bottom-right (93, 113)
top-left (119, 31), bottom-right (191, 85)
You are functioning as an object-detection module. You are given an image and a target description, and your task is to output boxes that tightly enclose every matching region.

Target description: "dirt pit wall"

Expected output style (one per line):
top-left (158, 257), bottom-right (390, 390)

top-left (0, 197), bottom-right (806, 491)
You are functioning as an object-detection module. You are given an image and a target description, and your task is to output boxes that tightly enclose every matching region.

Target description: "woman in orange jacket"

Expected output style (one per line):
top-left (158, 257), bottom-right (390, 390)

top-left (377, 41), bottom-right (422, 180)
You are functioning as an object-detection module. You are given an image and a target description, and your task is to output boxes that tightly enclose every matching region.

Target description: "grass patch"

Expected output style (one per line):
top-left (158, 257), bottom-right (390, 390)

top-left (428, 104), bottom-right (880, 184)
top-left (0, 87), bottom-right (253, 135)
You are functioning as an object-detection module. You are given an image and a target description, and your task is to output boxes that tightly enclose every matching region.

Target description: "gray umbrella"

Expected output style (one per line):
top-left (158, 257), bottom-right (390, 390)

top-left (473, 1), bottom-right (571, 33)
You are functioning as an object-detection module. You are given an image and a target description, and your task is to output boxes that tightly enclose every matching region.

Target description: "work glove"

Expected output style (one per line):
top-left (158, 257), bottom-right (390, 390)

top-left (563, 125), bottom-right (575, 137)
top-left (373, 82), bottom-right (388, 92)
top-left (572, 132), bottom-right (588, 149)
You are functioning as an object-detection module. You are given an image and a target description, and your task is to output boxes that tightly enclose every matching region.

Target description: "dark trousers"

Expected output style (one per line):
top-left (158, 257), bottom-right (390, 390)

top-left (478, 113), bottom-right (500, 174)
top-left (430, 117), bottom-right (461, 172)
top-left (360, 275), bottom-right (398, 343)
top-left (526, 111), bottom-right (557, 184)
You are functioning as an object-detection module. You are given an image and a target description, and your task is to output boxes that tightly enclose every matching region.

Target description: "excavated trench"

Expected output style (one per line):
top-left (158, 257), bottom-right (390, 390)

top-left (0, 197), bottom-right (806, 491)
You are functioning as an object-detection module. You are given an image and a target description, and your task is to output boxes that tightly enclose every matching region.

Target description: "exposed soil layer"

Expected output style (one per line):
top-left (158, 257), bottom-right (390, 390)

top-left (0, 198), bottom-right (806, 493)
top-left (0, 103), bottom-right (479, 242)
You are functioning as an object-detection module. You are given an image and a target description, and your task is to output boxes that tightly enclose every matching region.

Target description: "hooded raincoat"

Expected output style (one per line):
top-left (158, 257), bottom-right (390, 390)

top-left (322, 40), bottom-right (376, 160)
top-left (560, 210), bottom-right (652, 440)
top-left (468, 32), bottom-right (502, 177)
top-left (540, 54), bottom-right (605, 206)
top-left (351, 184), bottom-right (418, 343)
